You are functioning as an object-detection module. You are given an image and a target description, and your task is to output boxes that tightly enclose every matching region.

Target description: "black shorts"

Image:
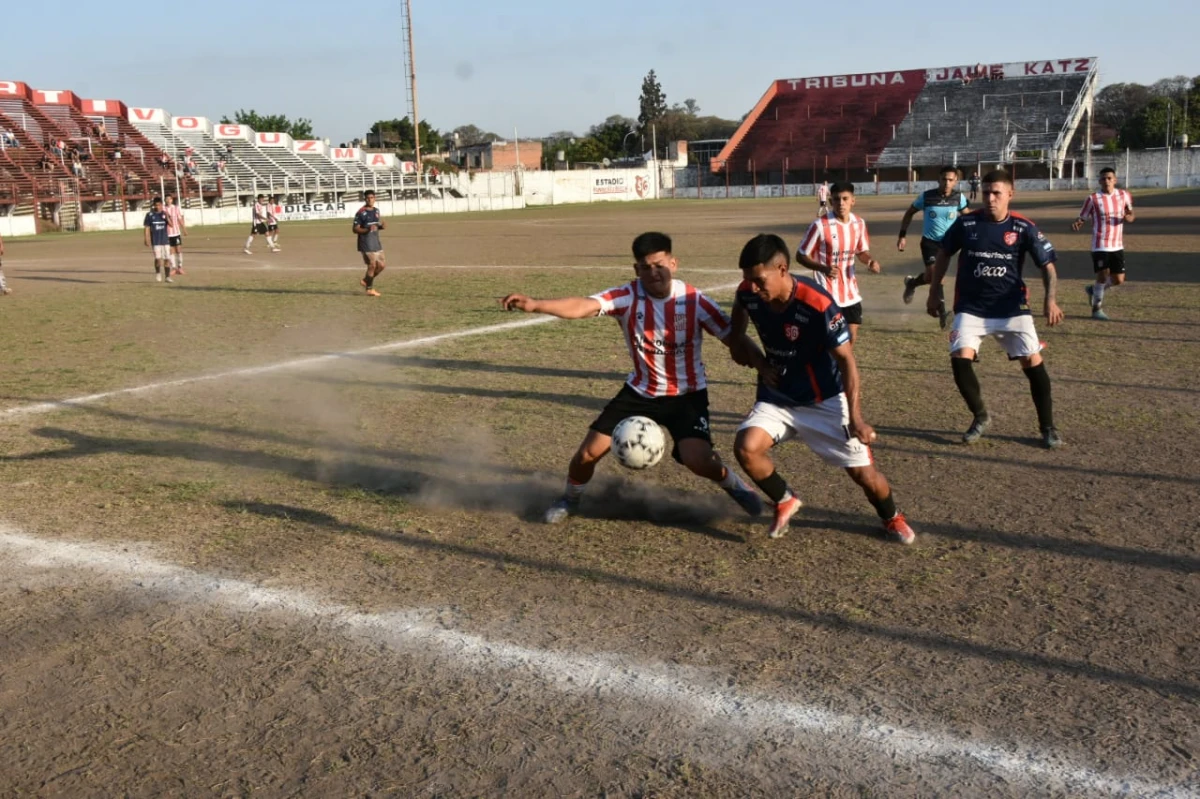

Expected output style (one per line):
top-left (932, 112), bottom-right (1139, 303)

top-left (251, 222), bottom-right (268, 235)
top-left (168, 235), bottom-right (182, 247)
top-left (267, 224), bottom-right (278, 232)
top-left (1092, 250), bottom-right (1125, 275)
top-left (841, 301), bottom-right (863, 326)
top-left (590, 384), bottom-right (711, 464)
top-left (819, 199), bottom-right (828, 207)
top-left (920, 236), bottom-right (942, 267)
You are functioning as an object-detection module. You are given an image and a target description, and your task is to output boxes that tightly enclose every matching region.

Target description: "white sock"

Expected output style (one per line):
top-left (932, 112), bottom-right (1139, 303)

top-left (718, 467), bottom-right (747, 491)
top-left (1105, 276), bottom-right (1114, 288)
top-left (175, 252), bottom-right (183, 267)
top-left (0, 267), bottom-right (7, 291)
top-left (244, 236), bottom-right (254, 250)
top-left (564, 478), bottom-right (586, 501)
top-left (168, 253), bottom-right (176, 271)
top-left (1092, 281), bottom-right (1106, 308)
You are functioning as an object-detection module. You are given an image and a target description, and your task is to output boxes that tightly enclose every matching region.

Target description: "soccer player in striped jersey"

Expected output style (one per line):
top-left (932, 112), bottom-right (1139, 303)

top-left (795, 181), bottom-right (881, 343)
top-left (163, 193), bottom-right (186, 276)
top-left (1072, 168), bottom-right (1134, 320)
top-left (0, 230), bottom-right (10, 295)
top-left (731, 234), bottom-right (915, 544)
top-left (266, 196), bottom-right (282, 252)
top-left (501, 231), bottom-right (763, 524)
top-left (244, 194), bottom-right (271, 254)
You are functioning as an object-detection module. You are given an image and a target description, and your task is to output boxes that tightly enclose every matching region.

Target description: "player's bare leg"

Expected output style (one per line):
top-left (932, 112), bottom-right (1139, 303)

top-left (734, 427), bottom-right (803, 538)
top-left (544, 430), bottom-right (611, 523)
top-left (676, 438), bottom-right (762, 517)
top-left (844, 464), bottom-right (914, 544)
top-left (361, 255), bottom-right (385, 297)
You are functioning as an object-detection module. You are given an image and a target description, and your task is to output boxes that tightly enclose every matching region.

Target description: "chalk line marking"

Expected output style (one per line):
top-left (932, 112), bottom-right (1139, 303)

top-left (0, 525), bottom-right (1189, 798)
top-left (0, 281), bottom-right (741, 419)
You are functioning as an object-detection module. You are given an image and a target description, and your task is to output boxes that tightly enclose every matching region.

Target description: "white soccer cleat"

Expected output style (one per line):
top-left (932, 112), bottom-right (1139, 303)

top-left (243, 248), bottom-right (252, 255)
top-left (155, 272), bottom-right (163, 282)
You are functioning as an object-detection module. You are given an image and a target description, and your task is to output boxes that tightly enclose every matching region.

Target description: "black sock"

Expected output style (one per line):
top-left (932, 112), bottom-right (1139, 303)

top-left (363, 272), bottom-right (374, 288)
top-left (937, 284), bottom-right (947, 311)
top-left (910, 273), bottom-right (929, 287)
top-left (752, 471), bottom-right (790, 503)
top-left (1024, 362), bottom-right (1054, 429)
top-left (870, 492), bottom-right (898, 521)
top-left (951, 357), bottom-right (987, 417)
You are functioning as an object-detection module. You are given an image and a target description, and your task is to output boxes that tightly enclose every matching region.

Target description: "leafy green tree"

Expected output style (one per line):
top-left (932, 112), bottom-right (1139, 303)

top-left (589, 115), bottom-right (637, 158)
top-left (450, 124), bottom-right (501, 146)
top-left (220, 109), bottom-right (314, 139)
top-left (638, 70), bottom-right (667, 129)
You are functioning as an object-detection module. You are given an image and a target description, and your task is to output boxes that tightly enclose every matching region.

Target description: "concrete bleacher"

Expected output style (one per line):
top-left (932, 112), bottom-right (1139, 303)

top-left (715, 58), bottom-right (1097, 178)
top-left (876, 64), bottom-right (1095, 169)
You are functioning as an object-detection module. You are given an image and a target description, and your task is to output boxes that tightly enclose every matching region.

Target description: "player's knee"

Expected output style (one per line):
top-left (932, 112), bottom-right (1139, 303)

top-left (1111, 273), bottom-right (1125, 286)
top-left (677, 441), bottom-right (715, 473)
top-left (733, 430), bottom-right (764, 466)
top-left (1018, 353), bottom-right (1041, 369)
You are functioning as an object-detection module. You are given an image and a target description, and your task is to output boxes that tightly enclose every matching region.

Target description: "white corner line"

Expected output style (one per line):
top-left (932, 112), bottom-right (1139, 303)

top-left (0, 282), bottom-right (742, 421)
top-left (0, 525), bottom-right (1190, 798)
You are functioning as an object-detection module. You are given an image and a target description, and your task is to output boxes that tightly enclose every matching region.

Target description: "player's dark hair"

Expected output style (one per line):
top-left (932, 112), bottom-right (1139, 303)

top-left (738, 234), bottom-right (790, 270)
top-left (982, 169), bottom-right (1012, 186)
top-left (363, 189), bottom-right (376, 198)
top-left (1099, 167), bottom-right (1116, 177)
top-left (940, 165), bottom-right (960, 177)
top-left (830, 181), bottom-right (855, 195)
top-left (152, 196), bottom-right (162, 204)
top-left (632, 231), bottom-right (672, 261)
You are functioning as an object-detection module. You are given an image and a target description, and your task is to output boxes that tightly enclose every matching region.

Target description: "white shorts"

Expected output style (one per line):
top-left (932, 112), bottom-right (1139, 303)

top-left (737, 393), bottom-right (872, 468)
top-left (152, 245), bottom-right (170, 260)
top-left (949, 312), bottom-right (1042, 360)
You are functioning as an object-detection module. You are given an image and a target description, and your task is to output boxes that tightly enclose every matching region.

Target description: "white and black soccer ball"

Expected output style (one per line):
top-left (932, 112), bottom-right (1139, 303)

top-left (611, 416), bottom-right (666, 470)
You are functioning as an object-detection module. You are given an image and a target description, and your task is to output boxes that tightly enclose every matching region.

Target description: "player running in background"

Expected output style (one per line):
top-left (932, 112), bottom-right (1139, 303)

top-left (929, 170), bottom-right (1064, 449)
top-left (266, 196), bottom-right (282, 252)
top-left (898, 166), bottom-right (969, 329)
top-left (244, 194), bottom-right (271, 254)
top-left (795, 181), bottom-right (881, 344)
top-left (968, 171), bottom-right (980, 202)
top-left (143, 197), bottom-right (173, 283)
top-left (1072, 167), bottom-right (1134, 321)
top-left (816, 180), bottom-right (830, 217)
top-left (0, 230), bottom-right (10, 295)
top-left (353, 190), bottom-right (386, 297)
top-left (163, 193), bottom-right (186, 276)
top-left (730, 234), bottom-right (915, 544)
top-left (501, 231), bottom-right (763, 525)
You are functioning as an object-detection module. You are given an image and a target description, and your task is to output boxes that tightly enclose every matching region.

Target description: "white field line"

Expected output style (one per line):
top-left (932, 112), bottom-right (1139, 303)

top-left (0, 281), bottom-right (742, 420)
top-left (0, 525), bottom-right (1190, 798)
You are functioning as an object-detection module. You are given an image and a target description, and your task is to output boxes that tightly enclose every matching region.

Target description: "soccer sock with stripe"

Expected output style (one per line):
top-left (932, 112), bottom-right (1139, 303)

top-left (244, 236), bottom-right (254, 250)
top-left (718, 467), bottom-right (749, 491)
top-left (951, 357), bottom-right (987, 418)
top-left (751, 470), bottom-right (791, 504)
top-left (1023, 362), bottom-right (1055, 430)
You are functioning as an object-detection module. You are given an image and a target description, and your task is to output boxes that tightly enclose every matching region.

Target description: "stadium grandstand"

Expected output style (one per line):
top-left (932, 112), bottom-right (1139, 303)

top-left (0, 80), bottom-right (433, 232)
top-left (712, 58), bottom-right (1099, 183)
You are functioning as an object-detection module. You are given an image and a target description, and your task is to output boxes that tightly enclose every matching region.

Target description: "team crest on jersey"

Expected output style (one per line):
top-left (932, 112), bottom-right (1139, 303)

top-left (784, 323), bottom-right (800, 341)
top-left (1004, 231), bottom-right (1019, 246)
top-left (674, 313), bottom-right (688, 331)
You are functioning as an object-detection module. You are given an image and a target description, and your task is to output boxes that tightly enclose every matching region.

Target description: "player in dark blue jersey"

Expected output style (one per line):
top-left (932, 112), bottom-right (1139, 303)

top-left (898, 166), bottom-right (969, 328)
top-left (729, 234), bottom-right (915, 544)
top-left (929, 170), bottom-right (1064, 449)
top-left (142, 197), bottom-right (173, 283)
top-left (353, 190), bottom-right (387, 297)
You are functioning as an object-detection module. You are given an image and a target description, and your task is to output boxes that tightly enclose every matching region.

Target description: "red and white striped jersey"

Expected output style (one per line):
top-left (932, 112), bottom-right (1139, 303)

top-left (797, 213), bottom-right (870, 307)
top-left (590, 279), bottom-right (732, 398)
top-left (164, 204), bottom-right (184, 237)
top-left (1078, 190), bottom-right (1132, 252)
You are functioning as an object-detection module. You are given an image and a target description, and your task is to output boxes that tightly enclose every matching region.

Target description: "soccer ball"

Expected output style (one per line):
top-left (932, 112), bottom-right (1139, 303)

top-left (611, 416), bottom-right (666, 470)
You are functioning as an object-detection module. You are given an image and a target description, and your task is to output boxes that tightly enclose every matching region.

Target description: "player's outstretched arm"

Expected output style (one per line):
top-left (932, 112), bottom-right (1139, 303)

top-left (1040, 263), bottom-right (1063, 326)
top-left (897, 205), bottom-right (919, 251)
top-left (830, 342), bottom-right (876, 445)
top-left (500, 293), bottom-right (601, 319)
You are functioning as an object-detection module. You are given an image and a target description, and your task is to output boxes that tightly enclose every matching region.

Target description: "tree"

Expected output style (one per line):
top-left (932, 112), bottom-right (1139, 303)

top-left (368, 118), bottom-right (442, 152)
top-left (589, 115), bottom-right (637, 158)
top-left (638, 70), bottom-right (667, 129)
top-left (220, 109), bottom-right (313, 139)
top-left (450, 124), bottom-right (501, 146)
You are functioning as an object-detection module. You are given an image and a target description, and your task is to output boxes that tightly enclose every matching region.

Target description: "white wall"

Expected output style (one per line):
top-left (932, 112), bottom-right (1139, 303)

top-left (0, 215), bottom-right (38, 237)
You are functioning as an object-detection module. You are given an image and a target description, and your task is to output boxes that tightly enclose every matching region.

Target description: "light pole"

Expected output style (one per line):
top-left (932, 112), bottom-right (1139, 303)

top-left (623, 129), bottom-right (638, 158)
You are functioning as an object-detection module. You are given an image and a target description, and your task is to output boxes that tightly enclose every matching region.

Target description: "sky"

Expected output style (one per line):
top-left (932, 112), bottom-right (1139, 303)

top-left (2, 0), bottom-right (1196, 146)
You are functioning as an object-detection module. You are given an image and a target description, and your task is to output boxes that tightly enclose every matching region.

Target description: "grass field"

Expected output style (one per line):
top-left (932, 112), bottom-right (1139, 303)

top-left (1, 192), bottom-right (1198, 797)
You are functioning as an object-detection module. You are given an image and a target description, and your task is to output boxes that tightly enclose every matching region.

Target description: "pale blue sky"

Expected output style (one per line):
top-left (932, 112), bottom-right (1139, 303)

top-left (3, 0), bottom-right (1194, 144)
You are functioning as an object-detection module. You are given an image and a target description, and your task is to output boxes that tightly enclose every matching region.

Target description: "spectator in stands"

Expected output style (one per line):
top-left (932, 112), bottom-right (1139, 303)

top-left (111, 147), bottom-right (123, 162)
top-left (71, 156), bottom-right (85, 178)
top-left (158, 153), bottom-right (171, 170)
top-left (39, 154), bottom-right (55, 172)
top-left (53, 139), bottom-right (65, 156)
top-left (428, 166), bottom-right (440, 182)
top-left (185, 156), bottom-right (197, 175)
top-left (216, 157), bottom-right (228, 176)
top-left (0, 128), bottom-right (15, 148)
top-left (225, 143), bottom-right (234, 159)
top-left (126, 168), bottom-right (140, 186)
